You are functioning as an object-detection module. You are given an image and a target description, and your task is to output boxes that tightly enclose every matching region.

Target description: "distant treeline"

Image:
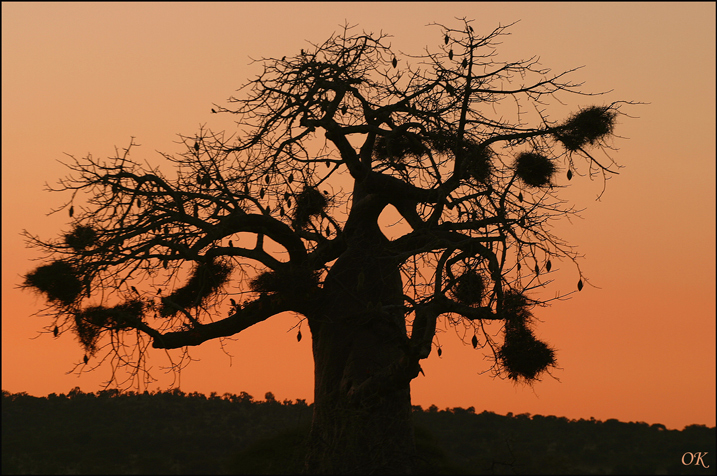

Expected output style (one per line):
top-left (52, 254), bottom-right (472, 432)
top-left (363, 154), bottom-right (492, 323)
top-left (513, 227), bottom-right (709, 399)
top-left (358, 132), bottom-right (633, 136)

top-left (2, 388), bottom-right (714, 474)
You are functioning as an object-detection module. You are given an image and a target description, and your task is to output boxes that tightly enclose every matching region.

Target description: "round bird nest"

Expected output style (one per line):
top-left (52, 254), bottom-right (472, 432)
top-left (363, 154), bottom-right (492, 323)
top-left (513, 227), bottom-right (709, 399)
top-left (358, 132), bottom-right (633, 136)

top-left (77, 299), bottom-right (145, 330)
top-left (23, 260), bottom-right (83, 306)
top-left (451, 270), bottom-right (486, 306)
top-left (501, 290), bottom-right (534, 329)
top-left (73, 313), bottom-right (101, 356)
top-left (498, 326), bottom-right (556, 382)
top-left (498, 290), bottom-right (555, 381)
top-left (73, 299), bottom-right (145, 355)
top-left (514, 152), bottom-right (555, 188)
top-left (293, 187), bottom-right (328, 230)
top-left (160, 259), bottom-right (233, 317)
top-left (249, 266), bottom-right (320, 298)
top-left (429, 130), bottom-right (459, 155)
top-left (373, 131), bottom-right (426, 163)
top-left (555, 106), bottom-right (616, 152)
top-left (462, 144), bottom-right (493, 184)
top-left (64, 225), bottom-right (98, 251)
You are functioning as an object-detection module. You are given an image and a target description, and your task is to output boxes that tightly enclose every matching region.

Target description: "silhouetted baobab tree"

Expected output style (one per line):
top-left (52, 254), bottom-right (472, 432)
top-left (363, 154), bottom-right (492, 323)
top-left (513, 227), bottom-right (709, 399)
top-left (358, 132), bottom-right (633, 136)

top-left (23, 20), bottom-right (632, 473)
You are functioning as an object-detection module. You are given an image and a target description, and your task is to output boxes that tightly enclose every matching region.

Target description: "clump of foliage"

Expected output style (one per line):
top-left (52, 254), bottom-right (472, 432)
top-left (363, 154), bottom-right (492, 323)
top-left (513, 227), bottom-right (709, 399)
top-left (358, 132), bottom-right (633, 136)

top-left (23, 260), bottom-right (83, 306)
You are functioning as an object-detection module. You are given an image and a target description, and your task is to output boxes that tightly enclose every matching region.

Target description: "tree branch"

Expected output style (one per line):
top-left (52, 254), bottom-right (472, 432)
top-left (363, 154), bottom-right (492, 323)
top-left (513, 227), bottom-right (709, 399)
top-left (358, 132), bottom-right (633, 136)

top-left (151, 293), bottom-right (294, 349)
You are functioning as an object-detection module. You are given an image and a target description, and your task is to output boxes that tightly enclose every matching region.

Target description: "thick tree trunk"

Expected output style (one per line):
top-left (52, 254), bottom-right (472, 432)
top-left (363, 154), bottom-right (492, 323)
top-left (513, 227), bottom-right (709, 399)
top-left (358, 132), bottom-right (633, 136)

top-left (305, 210), bottom-right (418, 474)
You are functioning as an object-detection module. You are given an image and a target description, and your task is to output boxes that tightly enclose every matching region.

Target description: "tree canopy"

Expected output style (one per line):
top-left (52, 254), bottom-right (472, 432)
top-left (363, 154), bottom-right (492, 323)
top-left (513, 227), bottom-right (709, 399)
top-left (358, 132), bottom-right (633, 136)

top-left (24, 19), bottom-right (628, 396)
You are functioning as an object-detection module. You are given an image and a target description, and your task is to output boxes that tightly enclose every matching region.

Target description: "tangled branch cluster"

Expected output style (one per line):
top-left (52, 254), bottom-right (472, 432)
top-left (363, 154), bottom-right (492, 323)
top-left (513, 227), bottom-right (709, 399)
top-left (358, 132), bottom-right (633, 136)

top-left (22, 19), bottom-right (630, 386)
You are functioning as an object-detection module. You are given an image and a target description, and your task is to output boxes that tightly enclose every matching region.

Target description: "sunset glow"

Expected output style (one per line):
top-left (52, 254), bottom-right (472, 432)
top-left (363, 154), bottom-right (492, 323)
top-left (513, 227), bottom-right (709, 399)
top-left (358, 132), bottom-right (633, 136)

top-left (2, 2), bottom-right (714, 431)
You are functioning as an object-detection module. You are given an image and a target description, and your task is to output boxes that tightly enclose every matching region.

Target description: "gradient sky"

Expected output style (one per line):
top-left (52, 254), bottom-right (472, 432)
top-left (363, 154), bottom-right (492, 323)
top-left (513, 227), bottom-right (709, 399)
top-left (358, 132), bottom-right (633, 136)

top-left (2, 2), bottom-right (715, 431)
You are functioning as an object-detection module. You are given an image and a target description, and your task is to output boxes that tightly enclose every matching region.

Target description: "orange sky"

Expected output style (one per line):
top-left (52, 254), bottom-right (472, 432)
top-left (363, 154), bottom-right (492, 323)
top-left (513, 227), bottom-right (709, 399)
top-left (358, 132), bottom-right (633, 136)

top-left (2, 3), bottom-right (715, 431)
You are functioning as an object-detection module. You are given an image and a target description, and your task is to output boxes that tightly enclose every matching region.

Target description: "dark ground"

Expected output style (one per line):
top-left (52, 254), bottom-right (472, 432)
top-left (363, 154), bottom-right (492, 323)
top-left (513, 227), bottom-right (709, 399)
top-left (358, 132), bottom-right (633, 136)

top-left (2, 389), bottom-right (714, 474)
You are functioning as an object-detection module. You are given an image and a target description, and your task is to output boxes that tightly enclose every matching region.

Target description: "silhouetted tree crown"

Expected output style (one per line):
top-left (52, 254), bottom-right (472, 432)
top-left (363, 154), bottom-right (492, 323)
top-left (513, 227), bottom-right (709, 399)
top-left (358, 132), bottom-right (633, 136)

top-left (23, 19), bottom-right (629, 390)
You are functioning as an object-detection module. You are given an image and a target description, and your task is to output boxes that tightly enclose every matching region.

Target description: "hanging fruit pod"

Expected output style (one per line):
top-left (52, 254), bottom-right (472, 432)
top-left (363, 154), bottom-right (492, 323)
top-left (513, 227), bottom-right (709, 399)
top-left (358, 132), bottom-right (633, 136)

top-left (444, 34), bottom-right (449, 45)
top-left (567, 169), bottom-right (573, 181)
top-left (437, 347), bottom-right (442, 357)
top-left (546, 260), bottom-right (552, 272)
top-left (392, 57), bottom-right (398, 68)
top-left (518, 192), bottom-right (523, 202)
top-left (297, 330), bottom-right (302, 342)
top-left (471, 335), bottom-right (478, 349)
top-left (577, 279), bottom-right (584, 291)
top-left (448, 49), bottom-right (454, 60)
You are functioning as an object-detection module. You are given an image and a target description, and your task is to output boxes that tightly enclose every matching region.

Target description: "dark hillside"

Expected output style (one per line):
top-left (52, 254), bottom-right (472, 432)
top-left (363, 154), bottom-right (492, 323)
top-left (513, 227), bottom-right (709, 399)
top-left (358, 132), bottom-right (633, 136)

top-left (413, 407), bottom-right (715, 474)
top-left (2, 390), bottom-right (714, 474)
top-left (2, 389), bottom-right (311, 474)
